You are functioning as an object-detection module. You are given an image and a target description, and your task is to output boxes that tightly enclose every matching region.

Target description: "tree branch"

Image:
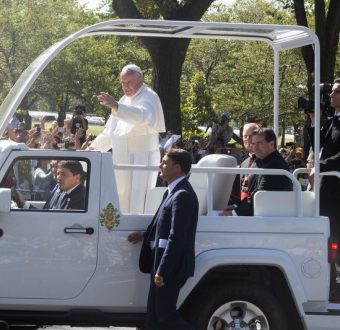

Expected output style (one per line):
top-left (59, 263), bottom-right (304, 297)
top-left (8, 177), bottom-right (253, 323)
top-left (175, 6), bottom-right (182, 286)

top-left (315, 0), bottom-right (326, 42)
top-left (167, 0), bottom-right (214, 20)
top-left (326, 0), bottom-right (340, 46)
top-left (293, 0), bottom-right (314, 84)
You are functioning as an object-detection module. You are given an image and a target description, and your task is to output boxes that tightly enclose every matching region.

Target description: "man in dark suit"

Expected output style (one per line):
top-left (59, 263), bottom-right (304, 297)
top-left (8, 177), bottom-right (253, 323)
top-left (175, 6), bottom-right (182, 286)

top-left (308, 78), bottom-right (340, 239)
top-left (128, 148), bottom-right (198, 330)
top-left (18, 160), bottom-right (85, 210)
top-left (43, 160), bottom-right (85, 210)
top-left (223, 128), bottom-right (292, 216)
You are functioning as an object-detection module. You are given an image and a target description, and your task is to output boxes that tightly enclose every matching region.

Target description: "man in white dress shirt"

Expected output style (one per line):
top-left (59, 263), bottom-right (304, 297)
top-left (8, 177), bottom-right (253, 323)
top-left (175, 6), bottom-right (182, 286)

top-left (91, 64), bottom-right (165, 213)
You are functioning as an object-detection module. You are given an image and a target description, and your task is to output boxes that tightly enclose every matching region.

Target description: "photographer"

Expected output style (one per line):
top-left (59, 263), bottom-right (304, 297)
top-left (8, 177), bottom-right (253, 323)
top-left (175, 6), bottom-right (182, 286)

top-left (26, 125), bottom-right (42, 148)
top-left (69, 105), bottom-right (88, 145)
top-left (308, 78), bottom-right (340, 240)
top-left (206, 112), bottom-right (243, 154)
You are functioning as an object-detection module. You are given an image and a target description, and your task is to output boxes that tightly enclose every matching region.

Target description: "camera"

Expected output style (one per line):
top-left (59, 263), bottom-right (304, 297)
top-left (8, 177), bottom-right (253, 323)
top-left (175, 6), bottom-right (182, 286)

top-left (298, 83), bottom-right (334, 116)
top-left (205, 121), bottom-right (215, 133)
top-left (34, 124), bottom-right (41, 133)
top-left (74, 105), bottom-right (86, 116)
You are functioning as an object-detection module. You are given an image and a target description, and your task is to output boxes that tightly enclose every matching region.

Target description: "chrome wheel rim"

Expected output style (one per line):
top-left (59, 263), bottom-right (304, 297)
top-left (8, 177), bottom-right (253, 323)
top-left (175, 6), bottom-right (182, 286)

top-left (207, 300), bottom-right (269, 330)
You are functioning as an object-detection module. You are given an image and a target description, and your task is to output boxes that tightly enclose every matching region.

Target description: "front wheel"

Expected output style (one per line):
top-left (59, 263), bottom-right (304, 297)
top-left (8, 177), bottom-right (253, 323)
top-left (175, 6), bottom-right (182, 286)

top-left (189, 282), bottom-right (288, 330)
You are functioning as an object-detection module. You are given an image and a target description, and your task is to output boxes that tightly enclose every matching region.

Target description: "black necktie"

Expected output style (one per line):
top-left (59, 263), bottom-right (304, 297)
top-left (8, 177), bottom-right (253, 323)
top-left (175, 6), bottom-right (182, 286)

top-left (161, 189), bottom-right (169, 203)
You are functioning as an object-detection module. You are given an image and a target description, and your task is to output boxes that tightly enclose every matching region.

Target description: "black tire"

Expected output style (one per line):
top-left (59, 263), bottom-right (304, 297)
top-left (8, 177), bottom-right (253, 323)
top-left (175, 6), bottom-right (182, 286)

top-left (9, 327), bottom-right (38, 330)
top-left (188, 281), bottom-right (288, 330)
top-left (0, 321), bottom-right (8, 330)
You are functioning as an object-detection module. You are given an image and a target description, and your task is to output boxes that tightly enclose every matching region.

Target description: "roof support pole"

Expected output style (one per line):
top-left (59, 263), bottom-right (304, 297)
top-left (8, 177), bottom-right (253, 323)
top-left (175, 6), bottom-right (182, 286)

top-left (313, 41), bottom-right (321, 217)
top-left (273, 49), bottom-right (280, 137)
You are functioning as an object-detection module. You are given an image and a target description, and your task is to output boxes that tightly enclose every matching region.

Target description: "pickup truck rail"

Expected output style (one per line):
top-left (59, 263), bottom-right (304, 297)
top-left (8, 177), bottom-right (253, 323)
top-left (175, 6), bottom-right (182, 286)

top-left (294, 168), bottom-right (340, 180)
top-left (114, 164), bottom-right (305, 217)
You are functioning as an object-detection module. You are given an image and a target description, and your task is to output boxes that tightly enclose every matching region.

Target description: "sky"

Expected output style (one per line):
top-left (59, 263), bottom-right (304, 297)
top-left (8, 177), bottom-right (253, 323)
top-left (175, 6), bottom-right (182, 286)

top-left (79, 0), bottom-right (236, 10)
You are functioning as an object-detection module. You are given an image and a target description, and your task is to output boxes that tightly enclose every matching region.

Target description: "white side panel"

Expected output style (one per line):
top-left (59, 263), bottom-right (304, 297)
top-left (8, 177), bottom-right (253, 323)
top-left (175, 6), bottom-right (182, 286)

top-left (305, 315), bottom-right (340, 330)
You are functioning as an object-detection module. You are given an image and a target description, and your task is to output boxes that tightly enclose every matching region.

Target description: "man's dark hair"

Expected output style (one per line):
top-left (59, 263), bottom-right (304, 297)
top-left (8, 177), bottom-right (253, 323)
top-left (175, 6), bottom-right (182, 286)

top-left (58, 160), bottom-right (83, 176)
top-left (253, 127), bottom-right (277, 149)
top-left (75, 105), bottom-right (86, 113)
top-left (334, 78), bottom-right (340, 84)
top-left (166, 148), bottom-right (192, 175)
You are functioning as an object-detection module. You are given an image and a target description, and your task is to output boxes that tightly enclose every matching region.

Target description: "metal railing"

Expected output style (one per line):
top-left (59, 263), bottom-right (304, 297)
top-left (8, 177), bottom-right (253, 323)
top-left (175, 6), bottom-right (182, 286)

top-left (114, 164), bottom-right (304, 217)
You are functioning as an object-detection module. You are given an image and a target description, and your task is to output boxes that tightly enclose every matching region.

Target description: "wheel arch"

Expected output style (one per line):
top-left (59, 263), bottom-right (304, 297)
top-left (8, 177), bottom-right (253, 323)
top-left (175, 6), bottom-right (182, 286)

top-left (178, 248), bottom-right (307, 328)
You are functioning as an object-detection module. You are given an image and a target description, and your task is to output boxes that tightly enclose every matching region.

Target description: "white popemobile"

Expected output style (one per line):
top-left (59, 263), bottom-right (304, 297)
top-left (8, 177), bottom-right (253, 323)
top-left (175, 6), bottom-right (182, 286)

top-left (0, 19), bottom-right (339, 330)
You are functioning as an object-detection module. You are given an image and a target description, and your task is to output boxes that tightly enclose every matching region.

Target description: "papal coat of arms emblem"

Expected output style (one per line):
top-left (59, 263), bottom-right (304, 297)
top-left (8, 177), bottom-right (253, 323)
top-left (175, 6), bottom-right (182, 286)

top-left (99, 203), bottom-right (120, 231)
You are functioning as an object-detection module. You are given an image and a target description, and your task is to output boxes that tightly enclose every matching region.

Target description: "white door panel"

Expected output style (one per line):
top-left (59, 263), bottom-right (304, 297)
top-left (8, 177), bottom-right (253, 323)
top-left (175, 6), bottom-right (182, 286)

top-left (0, 151), bottom-right (101, 300)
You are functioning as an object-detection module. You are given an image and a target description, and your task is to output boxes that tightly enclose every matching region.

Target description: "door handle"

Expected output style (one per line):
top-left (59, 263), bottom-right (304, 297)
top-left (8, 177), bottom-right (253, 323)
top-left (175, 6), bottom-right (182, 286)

top-left (64, 227), bottom-right (94, 235)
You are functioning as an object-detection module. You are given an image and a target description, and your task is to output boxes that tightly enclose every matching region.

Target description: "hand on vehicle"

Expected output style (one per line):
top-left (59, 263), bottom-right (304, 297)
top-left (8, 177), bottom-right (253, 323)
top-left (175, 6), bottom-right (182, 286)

top-left (309, 167), bottom-right (315, 190)
top-left (127, 231), bottom-right (144, 244)
top-left (154, 274), bottom-right (165, 288)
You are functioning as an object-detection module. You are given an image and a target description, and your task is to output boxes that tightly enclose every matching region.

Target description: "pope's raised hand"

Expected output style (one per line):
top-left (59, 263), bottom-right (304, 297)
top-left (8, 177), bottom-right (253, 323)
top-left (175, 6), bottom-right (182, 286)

top-left (97, 92), bottom-right (118, 112)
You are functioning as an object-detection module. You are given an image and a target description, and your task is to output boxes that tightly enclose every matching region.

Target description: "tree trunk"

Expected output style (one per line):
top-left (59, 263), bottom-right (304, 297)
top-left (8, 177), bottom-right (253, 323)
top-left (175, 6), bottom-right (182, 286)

top-left (293, 0), bottom-right (340, 85)
top-left (143, 38), bottom-right (190, 133)
top-left (281, 121), bottom-right (286, 148)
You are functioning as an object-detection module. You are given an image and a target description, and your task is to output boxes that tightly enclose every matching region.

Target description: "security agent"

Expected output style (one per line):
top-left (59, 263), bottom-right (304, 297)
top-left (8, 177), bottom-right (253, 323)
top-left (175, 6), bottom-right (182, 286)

top-left (127, 149), bottom-right (199, 330)
top-left (308, 78), bottom-right (340, 240)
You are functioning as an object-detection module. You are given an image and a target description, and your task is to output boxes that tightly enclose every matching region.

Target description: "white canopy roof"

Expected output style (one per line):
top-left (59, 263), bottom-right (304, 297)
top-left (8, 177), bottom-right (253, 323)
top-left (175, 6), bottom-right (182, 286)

top-left (84, 20), bottom-right (316, 51)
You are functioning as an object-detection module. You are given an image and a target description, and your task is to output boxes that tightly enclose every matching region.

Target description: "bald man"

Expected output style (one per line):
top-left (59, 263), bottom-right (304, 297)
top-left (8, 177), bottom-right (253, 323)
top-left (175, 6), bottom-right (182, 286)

top-left (240, 123), bottom-right (261, 200)
top-left (229, 122), bottom-right (260, 204)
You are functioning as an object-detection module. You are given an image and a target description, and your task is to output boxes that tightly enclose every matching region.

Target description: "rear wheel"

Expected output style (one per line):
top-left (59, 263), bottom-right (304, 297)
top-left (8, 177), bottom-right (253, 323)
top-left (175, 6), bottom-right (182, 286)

top-left (189, 282), bottom-right (288, 330)
top-left (9, 326), bottom-right (38, 330)
top-left (0, 321), bottom-right (8, 330)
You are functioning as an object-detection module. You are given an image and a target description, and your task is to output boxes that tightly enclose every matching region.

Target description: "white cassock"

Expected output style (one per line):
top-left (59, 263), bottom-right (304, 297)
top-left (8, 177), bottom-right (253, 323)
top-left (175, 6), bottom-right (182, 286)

top-left (91, 84), bottom-right (165, 214)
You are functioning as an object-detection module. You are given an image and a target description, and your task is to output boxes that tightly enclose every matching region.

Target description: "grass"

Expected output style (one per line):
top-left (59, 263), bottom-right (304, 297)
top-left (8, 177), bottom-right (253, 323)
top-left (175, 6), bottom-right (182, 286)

top-left (87, 125), bottom-right (105, 137)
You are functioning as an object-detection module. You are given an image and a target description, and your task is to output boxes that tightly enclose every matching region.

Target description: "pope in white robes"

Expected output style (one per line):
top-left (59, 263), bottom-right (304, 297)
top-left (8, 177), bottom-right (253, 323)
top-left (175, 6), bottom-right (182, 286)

top-left (91, 64), bottom-right (165, 214)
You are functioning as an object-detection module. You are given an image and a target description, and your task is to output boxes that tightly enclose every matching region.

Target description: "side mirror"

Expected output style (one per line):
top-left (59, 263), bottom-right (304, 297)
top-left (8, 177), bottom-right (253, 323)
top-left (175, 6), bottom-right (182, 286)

top-left (0, 188), bottom-right (11, 213)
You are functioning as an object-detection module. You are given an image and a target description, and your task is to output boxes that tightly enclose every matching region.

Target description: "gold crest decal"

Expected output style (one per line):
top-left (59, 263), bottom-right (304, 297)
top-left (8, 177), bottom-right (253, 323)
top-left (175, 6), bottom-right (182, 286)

top-left (100, 203), bottom-right (120, 231)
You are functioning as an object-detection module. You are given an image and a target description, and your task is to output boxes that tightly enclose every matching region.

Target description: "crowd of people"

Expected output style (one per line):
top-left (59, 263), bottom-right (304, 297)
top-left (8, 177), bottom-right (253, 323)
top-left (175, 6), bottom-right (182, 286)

top-left (1, 102), bottom-right (314, 204)
top-left (2, 104), bottom-right (93, 151)
top-left (1, 102), bottom-right (318, 213)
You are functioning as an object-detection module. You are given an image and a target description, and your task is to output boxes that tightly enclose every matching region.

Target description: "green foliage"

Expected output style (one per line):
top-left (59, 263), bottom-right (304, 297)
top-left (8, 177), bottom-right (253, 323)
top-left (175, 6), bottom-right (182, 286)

top-left (181, 0), bottom-right (309, 132)
top-left (181, 128), bottom-right (207, 144)
top-left (0, 0), bottom-right (85, 103)
top-left (0, 0), bottom-right (149, 118)
top-left (34, 35), bottom-right (148, 116)
top-left (182, 71), bottom-right (214, 131)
